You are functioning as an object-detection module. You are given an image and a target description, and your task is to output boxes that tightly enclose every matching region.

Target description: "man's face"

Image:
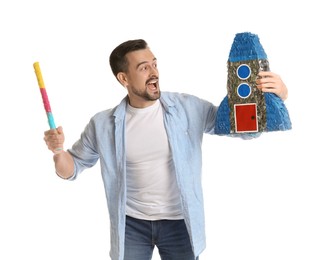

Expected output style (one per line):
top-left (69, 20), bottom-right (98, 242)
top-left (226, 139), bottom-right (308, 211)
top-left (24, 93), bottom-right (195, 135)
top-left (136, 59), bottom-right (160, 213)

top-left (122, 48), bottom-right (160, 108)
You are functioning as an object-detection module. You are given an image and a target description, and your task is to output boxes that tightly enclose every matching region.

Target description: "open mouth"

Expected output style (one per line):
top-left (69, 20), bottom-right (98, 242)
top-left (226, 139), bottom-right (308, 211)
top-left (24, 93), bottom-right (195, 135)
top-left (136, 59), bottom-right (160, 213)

top-left (146, 78), bottom-right (158, 91)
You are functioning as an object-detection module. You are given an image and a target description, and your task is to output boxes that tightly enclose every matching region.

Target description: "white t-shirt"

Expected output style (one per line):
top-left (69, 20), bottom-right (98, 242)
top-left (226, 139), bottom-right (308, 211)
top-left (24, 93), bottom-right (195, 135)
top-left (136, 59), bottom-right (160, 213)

top-left (125, 100), bottom-right (183, 220)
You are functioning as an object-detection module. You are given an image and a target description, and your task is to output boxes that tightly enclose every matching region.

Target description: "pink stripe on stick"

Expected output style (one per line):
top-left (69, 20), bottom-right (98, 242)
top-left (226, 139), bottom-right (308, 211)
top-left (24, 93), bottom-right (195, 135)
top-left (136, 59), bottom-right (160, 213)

top-left (39, 88), bottom-right (52, 112)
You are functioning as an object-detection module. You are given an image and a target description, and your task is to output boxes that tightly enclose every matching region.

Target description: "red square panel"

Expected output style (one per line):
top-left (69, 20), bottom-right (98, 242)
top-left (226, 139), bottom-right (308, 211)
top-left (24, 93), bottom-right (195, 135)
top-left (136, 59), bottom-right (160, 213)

top-left (234, 103), bottom-right (258, 132)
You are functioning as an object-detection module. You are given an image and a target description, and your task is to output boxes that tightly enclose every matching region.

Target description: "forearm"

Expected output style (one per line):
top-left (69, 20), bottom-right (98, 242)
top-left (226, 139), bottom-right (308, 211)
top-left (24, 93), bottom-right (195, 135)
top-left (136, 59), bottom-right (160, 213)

top-left (53, 151), bottom-right (74, 179)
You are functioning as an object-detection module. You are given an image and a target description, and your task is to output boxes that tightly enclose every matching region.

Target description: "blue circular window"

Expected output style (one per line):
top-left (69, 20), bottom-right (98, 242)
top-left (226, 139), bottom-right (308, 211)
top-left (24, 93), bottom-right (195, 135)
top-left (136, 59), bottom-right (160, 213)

top-left (237, 83), bottom-right (251, 98)
top-left (237, 64), bottom-right (251, 79)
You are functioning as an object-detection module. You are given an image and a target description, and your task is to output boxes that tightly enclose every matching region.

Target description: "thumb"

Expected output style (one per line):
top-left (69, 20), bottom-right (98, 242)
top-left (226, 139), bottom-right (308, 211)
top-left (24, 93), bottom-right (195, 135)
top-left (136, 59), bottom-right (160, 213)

top-left (56, 126), bottom-right (63, 134)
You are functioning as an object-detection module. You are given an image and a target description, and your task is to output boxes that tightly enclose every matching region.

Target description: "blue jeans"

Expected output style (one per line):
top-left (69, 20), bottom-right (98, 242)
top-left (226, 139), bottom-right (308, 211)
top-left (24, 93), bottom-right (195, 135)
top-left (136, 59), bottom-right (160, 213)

top-left (124, 216), bottom-right (199, 260)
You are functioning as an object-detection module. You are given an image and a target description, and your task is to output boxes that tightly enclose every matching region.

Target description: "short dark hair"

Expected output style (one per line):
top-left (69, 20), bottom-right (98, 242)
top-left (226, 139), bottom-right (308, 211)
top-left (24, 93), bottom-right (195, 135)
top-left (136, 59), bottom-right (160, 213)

top-left (109, 39), bottom-right (148, 78)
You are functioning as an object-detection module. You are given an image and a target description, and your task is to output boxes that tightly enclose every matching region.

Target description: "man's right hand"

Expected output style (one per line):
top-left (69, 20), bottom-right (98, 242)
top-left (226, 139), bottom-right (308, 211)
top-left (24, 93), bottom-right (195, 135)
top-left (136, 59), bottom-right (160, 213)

top-left (44, 126), bottom-right (65, 154)
top-left (44, 126), bottom-right (74, 179)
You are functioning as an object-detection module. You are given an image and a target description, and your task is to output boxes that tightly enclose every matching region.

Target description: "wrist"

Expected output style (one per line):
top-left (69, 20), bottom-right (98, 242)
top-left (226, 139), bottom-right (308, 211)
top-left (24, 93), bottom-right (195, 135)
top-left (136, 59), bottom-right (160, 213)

top-left (53, 147), bottom-right (64, 155)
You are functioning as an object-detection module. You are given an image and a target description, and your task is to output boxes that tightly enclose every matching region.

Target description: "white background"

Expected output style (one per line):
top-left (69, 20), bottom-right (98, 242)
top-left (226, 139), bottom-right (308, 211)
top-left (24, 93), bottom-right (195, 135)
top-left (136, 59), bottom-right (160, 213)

top-left (1, 0), bottom-right (326, 259)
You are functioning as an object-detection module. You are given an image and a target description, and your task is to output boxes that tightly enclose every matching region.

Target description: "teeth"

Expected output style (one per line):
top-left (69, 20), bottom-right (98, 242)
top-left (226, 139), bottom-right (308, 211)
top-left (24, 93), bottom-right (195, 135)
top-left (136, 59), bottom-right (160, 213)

top-left (148, 79), bottom-right (158, 84)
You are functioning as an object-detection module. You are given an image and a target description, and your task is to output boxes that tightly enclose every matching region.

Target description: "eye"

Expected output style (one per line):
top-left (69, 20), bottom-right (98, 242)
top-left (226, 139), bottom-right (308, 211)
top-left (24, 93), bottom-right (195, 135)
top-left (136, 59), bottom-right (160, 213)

top-left (140, 65), bottom-right (148, 71)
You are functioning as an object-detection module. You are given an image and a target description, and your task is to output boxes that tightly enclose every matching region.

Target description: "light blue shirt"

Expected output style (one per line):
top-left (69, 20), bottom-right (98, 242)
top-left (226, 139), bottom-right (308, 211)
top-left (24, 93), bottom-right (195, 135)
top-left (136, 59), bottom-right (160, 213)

top-left (68, 91), bottom-right (218, 259)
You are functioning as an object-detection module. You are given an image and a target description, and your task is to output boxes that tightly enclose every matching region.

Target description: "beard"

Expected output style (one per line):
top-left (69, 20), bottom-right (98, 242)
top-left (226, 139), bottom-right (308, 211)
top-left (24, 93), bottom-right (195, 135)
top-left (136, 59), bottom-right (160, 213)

top-left (130, 85), bottom-right (161, 101)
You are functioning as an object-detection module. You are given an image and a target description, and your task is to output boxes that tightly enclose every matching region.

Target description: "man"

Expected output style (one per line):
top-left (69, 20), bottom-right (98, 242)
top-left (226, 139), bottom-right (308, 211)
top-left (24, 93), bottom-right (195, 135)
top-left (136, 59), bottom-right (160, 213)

top-left (44, 39), bottom-right (288, 260)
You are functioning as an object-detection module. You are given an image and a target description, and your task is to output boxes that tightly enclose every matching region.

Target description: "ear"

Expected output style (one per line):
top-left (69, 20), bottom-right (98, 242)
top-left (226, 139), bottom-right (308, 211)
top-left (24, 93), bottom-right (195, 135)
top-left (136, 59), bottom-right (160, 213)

top-left (117, 72), bottom-right (128, 87)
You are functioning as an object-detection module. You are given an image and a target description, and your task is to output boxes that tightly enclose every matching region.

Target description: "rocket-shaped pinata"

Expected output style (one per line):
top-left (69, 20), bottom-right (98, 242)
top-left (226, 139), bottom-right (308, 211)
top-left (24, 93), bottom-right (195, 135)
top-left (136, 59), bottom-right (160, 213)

top-left (214, 32), bottom-right (292, 136)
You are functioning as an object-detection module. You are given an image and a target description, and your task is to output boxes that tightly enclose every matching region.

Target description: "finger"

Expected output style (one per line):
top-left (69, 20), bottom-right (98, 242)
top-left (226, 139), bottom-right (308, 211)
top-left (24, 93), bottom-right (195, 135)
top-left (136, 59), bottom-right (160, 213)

top-left (258, 71), bottom-right (276, 78)
top-left (260, 88), bottom-right (276, 94)
top-left (260, 82), bottom-right (277, 90)
top-left (44, 129), bottom-right (58, 139)
top-left (56, 126), bottom-right (63, 134)
top-left (258, 71), bottom-right (270, 77)
top-left (257, 76), bottom-right (277, 86)
top-left (44, 132), bottom-right (64, 147)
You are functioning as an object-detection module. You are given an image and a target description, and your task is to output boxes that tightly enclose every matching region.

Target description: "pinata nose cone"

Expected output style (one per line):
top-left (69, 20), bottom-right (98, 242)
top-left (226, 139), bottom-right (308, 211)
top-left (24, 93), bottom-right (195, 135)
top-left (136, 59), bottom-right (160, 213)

top-left (228, 32), bottom-right (267, 62)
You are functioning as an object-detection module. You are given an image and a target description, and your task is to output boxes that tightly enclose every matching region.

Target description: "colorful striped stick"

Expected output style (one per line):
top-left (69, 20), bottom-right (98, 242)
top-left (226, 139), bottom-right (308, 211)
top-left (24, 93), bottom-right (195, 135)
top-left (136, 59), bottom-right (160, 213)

top-left (33, 62), bottom-right (56, 129)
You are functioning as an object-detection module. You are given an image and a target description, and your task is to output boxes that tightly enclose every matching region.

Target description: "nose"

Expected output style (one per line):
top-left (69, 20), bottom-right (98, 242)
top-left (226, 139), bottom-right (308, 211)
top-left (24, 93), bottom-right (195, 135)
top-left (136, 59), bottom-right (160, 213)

top-left (149, 65), bottom-right (158, 77)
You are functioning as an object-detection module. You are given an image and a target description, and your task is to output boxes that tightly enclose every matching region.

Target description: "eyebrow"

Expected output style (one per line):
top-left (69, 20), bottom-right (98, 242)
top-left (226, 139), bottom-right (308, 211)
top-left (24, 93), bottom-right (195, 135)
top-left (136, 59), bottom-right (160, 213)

top-left (136, 57), bottom-right (157, 69)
